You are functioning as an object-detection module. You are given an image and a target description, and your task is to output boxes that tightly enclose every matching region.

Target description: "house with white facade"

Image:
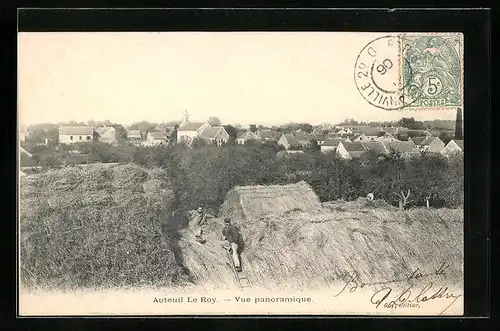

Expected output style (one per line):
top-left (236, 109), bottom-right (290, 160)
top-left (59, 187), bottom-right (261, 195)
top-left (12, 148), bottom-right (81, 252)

top-left (126, 129), bottom-right (142, 145)
top-left (95, 126), bottom-right (117, 144)
top-left (146, 131), bottom-right (168, 146)
top-left (294, 133), bottom-right (315, 148)
top-left (441, 139), bottom-right (464, 157)
top-left (177, 122), bottom-right (210, 144)
top-left (362, 141), bottom-right (390, 157)
top-left (320, 138), bottom-right (343, 153)
top-left (336, 141), bottom-right (366, 159)
top-left (384, 141), bottom-right (421, 158)
top-left (126, 129), bottom-right (142, 140)
top-left (335, 127), bottom-right (353, 136)
top-left (278, 134), bottom-right (302, 150)
top-left (237, 130), bottom-right (260, 145)
top-left (376, 132), bottom-right (398, 142)
top-left (353, 133), bottom-right (379, 143)
top-left (58, 126), bottom-right (94, 144)
top-left (199, 126), bottom-right (230, 146)
top-left (418, 136), bottom-right (446, 153)
top-left (256, 129), bottom-right (279, 142)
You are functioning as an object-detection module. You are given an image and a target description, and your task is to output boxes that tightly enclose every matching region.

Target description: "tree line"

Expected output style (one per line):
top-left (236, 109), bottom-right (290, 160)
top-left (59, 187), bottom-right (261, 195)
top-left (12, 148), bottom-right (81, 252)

top-left (22, 140), bottom-right (463, 214)
top-left (131, 143), bottom-right (463, 215)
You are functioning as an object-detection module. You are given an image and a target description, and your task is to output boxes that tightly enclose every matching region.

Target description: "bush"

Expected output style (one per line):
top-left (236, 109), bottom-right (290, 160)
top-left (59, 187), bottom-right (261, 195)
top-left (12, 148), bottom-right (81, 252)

top-left (132, 143), bottom-right (463, 212)
top-left (133, 146), bottom-right (170, 168)
top-left (140, 144), bottom-right (287, 216)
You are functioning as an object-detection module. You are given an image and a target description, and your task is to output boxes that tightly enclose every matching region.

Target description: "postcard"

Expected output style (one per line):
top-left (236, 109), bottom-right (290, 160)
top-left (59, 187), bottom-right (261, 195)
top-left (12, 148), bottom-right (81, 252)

top-left (18, 31), bottom-right (464, 316)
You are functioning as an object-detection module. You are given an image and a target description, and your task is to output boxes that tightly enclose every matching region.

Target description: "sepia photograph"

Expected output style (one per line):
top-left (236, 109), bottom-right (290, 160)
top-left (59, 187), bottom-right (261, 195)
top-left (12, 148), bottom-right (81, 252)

top-left (18, 31), bottom-right (464, 316)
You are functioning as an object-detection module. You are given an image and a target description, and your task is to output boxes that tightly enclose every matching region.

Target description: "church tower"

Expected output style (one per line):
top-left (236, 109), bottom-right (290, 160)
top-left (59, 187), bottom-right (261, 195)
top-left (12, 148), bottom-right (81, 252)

top-left (181, 110), bottom-right (189, 125)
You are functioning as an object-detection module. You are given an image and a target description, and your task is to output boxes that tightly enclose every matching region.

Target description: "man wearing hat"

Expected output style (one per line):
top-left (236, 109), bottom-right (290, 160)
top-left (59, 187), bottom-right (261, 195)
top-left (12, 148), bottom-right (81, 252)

top-left (221, 217), bottom-right (242, 272)
top-left (187, 206), bottom-right (207, 243)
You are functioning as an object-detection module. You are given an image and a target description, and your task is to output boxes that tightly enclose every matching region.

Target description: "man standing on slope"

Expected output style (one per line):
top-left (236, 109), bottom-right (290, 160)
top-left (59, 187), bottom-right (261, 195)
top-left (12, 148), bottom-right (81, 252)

top-left (188, 206), bottom-right (207, 244)
top-left (221, 217), bottom-right (242, 272)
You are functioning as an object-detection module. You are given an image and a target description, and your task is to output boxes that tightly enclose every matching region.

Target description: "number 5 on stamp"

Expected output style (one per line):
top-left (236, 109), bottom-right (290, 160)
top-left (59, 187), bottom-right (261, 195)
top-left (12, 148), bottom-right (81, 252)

top-left (402, 33), bottom-right (463, 109)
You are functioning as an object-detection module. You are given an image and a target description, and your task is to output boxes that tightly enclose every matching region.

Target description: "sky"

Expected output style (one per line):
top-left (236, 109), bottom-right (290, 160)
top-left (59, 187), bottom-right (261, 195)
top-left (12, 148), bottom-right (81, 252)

top-left (18, 32), bottom-right (459, 127)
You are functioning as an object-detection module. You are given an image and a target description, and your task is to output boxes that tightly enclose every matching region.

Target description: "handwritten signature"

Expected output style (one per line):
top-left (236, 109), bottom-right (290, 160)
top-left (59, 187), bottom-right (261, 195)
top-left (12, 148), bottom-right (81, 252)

top-left (333, 262), bottom-right (449, 296)
top-left (371, 282), bottom-right (462, 315)
top-left (332, 262), bottom-right (461, 314)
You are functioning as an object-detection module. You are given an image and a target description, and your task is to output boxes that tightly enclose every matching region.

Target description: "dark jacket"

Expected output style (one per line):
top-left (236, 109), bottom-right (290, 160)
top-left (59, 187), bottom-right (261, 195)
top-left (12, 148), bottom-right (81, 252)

top-left (222, 224), bottom-right (240, 244)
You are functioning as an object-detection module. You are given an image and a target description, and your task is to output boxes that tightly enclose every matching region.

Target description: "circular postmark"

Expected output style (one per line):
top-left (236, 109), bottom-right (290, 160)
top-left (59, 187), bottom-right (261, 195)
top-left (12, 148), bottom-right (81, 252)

top-left (354, 35), bottom-right (421, 110)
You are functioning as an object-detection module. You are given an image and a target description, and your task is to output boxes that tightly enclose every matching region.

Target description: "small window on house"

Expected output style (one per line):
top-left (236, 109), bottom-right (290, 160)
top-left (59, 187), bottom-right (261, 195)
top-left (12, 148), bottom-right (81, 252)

top-left (79, 136), bottom-right (82, 140)
top-left (86, 136), bottom-right (91, 140)
top-left (70, 136), bottom-right (73, 140)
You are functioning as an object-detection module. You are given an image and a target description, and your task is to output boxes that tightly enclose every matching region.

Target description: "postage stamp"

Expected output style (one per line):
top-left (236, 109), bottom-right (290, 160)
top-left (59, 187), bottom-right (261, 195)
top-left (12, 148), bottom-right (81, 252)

top-left (354, 33), bottom-right (463, 111)
top-left (402, 34), bottom-right (464, 109)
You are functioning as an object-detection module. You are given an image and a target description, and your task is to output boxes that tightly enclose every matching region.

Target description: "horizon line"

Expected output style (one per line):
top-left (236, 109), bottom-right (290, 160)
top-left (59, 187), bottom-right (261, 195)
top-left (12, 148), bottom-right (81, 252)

top-left (18, 117), bottom-right (456, 128)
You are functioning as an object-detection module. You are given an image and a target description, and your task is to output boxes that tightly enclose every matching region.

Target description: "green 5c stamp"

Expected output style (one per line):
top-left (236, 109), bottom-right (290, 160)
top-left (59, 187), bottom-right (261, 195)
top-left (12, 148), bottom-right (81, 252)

top-left (402, 34), bottom-right (463, 109)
